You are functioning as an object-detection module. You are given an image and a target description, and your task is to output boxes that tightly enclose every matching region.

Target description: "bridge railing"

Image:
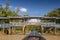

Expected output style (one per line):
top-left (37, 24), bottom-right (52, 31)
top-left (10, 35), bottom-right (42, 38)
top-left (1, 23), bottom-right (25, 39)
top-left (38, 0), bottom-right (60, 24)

top-left (0, 22), bottom-right (60, 28)
top-left (0, 22), bottom-right (24, 28)
top-left (0, 24), bottom-right (10, 28)
top-left (26, 22), bottom-right (60, 28)
top-left (41, 23), bottom-right (60, 28)
top-left (10, 22), bottom-right (24, 26)
top-left (26, 22), bottom-right (41, 25)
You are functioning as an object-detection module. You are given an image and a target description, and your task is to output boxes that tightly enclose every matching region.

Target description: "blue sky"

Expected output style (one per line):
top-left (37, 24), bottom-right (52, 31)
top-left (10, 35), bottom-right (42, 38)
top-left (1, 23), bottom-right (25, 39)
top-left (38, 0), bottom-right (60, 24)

top-left (0, 0), bottom-right (60, 16)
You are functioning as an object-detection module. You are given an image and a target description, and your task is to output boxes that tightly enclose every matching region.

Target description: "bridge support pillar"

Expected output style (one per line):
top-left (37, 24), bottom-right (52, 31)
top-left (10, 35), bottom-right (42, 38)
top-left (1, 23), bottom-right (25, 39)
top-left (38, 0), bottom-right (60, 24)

top-left (12, 27), bottom-right (15, 34)
top-left (8, 27), bottom-right (12, 35)
top-left (22, 25), bottom-right (26, 35)
top-left (41, 25), bottom-right (44, 34)
top-left (54, 27), bottom-right (56, 35)
top-left (3, 27), bottom-right (5, 34)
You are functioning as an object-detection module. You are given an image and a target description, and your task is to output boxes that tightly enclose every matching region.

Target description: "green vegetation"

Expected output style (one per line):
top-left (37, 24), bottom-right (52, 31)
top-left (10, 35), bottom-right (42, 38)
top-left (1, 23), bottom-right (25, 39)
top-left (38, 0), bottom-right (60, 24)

top-left (23, 13), bottom-right (29, 17)
top-left (0, 2), bottom-right (60, 34)
top-left (44, 8), bottom-right (60, 24)
top-left (0, 2), bottom-right (19, 24)
top-left (44, 8), bottom-right (60, 17)
top-left (44, 8), bottom-right (60, 33)
top-left (0, 3), bottom-right (19, 17)
top-left (25, 26), bottom-right (41, 32)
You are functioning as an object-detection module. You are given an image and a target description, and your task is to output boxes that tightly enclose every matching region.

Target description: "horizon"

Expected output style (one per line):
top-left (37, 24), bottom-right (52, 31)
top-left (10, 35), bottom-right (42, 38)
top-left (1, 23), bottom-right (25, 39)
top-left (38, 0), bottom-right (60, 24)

top-left (0, 0), bottom-right (60, 16)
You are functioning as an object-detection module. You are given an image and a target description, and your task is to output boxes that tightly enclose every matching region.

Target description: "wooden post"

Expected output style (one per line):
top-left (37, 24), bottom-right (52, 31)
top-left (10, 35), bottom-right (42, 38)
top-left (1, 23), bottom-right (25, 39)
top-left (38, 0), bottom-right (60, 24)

top-left (54, 27), bottom-right (56, 35)
top-left (3, 25), bottom-right (5, 34)
top-left (2, 20), bottom-right (5, 34)
top-left (11, 27), bottom-right (15, 34)
top-left (8, 27), bottom-right (12, 35)
top-left (54, 19), bottom-right (57, 35)
top-left (22, 25), bottom-right (26, 35)
top-left (22, 18), bottom-right (26, 35)
top-left (11, 27), bottom-right (13, 34)
top-left (41, 25), bottom-right (44, 34)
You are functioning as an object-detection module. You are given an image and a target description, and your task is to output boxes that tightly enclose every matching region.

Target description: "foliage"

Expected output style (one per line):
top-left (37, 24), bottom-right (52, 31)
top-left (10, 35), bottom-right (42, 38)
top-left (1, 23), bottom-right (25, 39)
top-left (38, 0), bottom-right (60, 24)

top-left (25, 26), bottom-right (40, 32)
top-left (23, 13), bottom-right (29, 17)
top-left (44, 8), bottom-right (60, 17)
top-left (0, 3), bottom-right (19, 17)
top-left (44, 8), bottom-right (60, 24)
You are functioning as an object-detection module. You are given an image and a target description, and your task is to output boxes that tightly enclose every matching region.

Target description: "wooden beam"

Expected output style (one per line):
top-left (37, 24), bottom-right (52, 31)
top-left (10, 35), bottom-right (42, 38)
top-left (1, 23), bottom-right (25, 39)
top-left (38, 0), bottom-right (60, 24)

top-left (41, 25), bottom-right (44, 34)
top-left (3, 26), bottom-right (5, 34)
top-left (54, 27), bottom-right (56, 35)
top-left (22, 25), bottom-right (26, 35)
top-left (8, 27), bottom-right (12, 35)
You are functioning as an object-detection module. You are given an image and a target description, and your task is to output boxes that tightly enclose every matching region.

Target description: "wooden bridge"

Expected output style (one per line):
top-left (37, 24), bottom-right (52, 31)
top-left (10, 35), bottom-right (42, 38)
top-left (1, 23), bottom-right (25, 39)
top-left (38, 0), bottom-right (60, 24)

top-left (0, 16), bottom-right (60, 35)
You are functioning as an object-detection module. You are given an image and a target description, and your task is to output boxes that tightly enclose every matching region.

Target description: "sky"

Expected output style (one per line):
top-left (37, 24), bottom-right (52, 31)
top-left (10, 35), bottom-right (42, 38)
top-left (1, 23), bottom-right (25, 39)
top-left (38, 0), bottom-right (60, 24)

top-left (0, 0), bottom-right (60, 16)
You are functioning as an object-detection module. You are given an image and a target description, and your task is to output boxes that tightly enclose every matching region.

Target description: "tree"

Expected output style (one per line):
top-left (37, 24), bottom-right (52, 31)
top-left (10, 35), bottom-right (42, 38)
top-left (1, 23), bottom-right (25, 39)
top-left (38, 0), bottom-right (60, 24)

top-left (44, 8), bottom-right (60, 24)
top-left (0, 2), bottom-right (20, 24)
top-left (5, 2), bottom-right (9, 11)
top-left (0, 2), bottom-right (19, 17)
top-left (44, 8), bottom-right (60, 17)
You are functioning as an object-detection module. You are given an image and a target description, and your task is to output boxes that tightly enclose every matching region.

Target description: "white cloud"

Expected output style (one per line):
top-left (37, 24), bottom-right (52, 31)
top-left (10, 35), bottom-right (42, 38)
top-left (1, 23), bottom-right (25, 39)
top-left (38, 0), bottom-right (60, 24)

top-left (15, 7), bottom-right (27, 12)
top-left (19, 7), bottom-right (27, 12)
top-left (2, 5), bottom-right (27, 12)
